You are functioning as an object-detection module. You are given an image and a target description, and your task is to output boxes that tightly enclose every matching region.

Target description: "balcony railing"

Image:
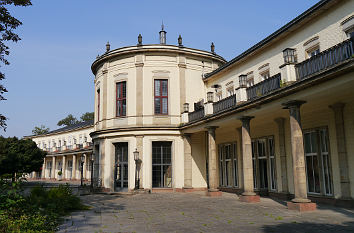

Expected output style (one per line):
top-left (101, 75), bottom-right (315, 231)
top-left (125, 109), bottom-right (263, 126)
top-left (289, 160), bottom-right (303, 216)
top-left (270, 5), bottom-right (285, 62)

top-left (188, 107), bottom-right (205, 122)
top-left (296, 38), bottom-right (354, 80)
top-left (213, 94), bottom-right (236, 114)
top-left (246, 73), bottom-right (281, 100)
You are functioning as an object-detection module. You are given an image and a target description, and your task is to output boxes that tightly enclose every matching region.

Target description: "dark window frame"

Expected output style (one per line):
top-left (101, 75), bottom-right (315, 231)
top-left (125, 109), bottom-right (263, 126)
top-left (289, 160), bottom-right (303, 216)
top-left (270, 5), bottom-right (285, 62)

top-left (116, 81), bottom-right (127, 117)
top-left (154, 79), bottom-right (168, 115)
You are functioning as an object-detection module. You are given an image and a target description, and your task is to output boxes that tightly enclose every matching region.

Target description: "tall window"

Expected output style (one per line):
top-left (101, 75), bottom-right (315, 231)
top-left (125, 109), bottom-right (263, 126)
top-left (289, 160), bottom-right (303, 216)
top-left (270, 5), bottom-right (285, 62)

top-left (116, 81), bottom-right (127, 117)
top-left (154, 79), bottom-right (168, 115)
top-left (304, 128), bottom-right (332, 195)
top-left (152, 141), bottom-right (172, 188)
top-left (97, 89), bottom-right (100, 121)
top-left (219, 143), bottom-right (238, 187)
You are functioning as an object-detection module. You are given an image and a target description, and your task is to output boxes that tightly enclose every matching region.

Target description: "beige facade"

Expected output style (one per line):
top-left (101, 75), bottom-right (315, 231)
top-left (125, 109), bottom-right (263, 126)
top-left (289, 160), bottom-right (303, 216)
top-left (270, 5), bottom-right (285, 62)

top-left (28, 0), bottom-right (354, 208)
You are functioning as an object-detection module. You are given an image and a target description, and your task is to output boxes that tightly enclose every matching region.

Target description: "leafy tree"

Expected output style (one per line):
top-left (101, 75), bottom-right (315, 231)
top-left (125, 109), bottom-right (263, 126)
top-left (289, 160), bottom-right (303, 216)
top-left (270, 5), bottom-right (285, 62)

top-left (0, 136), bottom-right (46, 180)
top-left (57, 114), bottom-right (79, 127)
top-left (80, 112), bottom-right (94, 122)
top-left (32, 125), bottom-right (50, 135)
top-left (0, 0), bottom-right (32, 131)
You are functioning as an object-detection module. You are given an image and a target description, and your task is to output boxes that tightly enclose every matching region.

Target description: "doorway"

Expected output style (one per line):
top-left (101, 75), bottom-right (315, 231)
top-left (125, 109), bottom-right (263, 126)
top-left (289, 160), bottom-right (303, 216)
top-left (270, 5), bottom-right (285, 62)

top-left (152, 141), bottom-right (172, 188)
top-left (114, 143), bottom-right (128, 192)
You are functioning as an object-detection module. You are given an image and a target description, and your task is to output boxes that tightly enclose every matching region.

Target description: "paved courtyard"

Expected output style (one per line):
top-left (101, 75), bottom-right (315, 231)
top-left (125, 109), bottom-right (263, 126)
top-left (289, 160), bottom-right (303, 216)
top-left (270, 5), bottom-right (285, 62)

top-left (59, 192), bottom-right (354, 233)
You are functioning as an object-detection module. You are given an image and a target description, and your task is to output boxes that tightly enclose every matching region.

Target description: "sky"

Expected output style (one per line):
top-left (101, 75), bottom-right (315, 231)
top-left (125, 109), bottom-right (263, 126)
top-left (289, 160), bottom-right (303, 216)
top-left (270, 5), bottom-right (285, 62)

top-left (1, 0), bottom-right (318, 138)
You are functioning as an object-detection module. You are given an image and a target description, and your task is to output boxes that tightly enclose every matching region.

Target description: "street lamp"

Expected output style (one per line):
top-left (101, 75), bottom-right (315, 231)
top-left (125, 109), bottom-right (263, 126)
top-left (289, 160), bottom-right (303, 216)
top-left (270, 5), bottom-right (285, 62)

top-left (133, 149), bottom-right (140, 190)
top-left (90, 153), bottom-right (95, 190)
top-left (80, 154), bottom-right (85, 186)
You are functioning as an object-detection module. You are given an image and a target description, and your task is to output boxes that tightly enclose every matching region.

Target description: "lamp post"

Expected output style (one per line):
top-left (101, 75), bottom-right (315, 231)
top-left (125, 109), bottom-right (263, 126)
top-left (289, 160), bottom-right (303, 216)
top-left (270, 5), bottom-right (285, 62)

top-left (90, 153), bottom-right (95, 190)
top-left (133, 149), bottom-right (140, 190)
top-left (80, 154), bottom-right (85, 186)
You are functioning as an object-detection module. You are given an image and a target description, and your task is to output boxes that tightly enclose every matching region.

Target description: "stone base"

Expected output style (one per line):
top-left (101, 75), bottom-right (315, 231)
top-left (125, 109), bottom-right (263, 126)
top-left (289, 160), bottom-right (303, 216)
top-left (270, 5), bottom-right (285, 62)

top-left (239, 195), bottom-right (260, 203)
top-left (206, 190), bottom-right (222, 197)
top-left (287, 202), bottom-right (316, 212)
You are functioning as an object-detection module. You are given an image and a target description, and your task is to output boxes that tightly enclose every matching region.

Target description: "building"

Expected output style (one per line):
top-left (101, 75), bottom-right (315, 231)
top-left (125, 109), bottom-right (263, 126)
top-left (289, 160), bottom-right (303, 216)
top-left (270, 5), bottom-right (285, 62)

top-left (29, 121), bottom-right (94, 181)
top-left (29, 0), bottom-right (354, 210)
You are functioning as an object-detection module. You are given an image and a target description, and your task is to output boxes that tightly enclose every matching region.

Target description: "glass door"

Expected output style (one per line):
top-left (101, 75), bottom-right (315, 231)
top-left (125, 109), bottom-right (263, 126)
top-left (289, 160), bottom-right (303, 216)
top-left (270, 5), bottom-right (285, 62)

top-left (67, 160), bottom-right (73, 179)
top-left (152, 142), bottom-right (172, 188)
top-left (114, 143), bottom-right (128, 192)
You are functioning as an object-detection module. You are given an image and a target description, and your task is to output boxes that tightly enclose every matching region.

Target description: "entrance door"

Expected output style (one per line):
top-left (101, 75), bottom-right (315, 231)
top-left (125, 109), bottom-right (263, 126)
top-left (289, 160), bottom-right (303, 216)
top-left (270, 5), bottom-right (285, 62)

top-left (114, 143), bottom-right (128, 192)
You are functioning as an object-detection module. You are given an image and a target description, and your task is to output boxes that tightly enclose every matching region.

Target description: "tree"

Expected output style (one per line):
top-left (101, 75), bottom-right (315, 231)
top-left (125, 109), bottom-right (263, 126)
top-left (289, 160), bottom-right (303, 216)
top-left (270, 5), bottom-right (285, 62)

top-left (57, 114), bottom-right (79, 127)
top-left (0, 0), bottom-right (32, 131)
top-left (0, 136), bottom-right (46, 180)
top-left (32, 125), bottom-right (50, 135)
top-left (80, 112), bottom-right (94, 122)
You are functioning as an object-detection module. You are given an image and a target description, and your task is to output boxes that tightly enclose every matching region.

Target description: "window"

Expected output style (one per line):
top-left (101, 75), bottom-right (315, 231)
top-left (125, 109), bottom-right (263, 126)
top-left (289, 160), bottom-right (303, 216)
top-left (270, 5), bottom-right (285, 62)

top-left (227, 87), bottom-right (234, 96)
top-left (247, 77), bottom-right (254, 87)
top-left (307, 46), bottom-right (320, 58)
top-left (260, 70), bottom-right (270, 81)
top-left (219, 143), bottom-right (238, 187)
top-left (116, 81), bottom-right (127, 117)
top-left (152, 141), bottom-right (172, 188)
top-left (216, 92), bottom-right (222, 101)
top-left (304, 128), bottom-right (333, 195)
top-left (251, 136), bottom-right (277, 191)
top-left (97, 89), bottom-right (100, 121)
top-left (154, 79), bottom-right (168, 115)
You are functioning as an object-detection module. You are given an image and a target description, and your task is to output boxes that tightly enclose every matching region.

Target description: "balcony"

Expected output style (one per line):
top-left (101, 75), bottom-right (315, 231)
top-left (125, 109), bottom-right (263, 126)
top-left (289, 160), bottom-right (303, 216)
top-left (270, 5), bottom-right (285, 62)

top-left (246, 73), bottom-right (281, 100)
top-left (188, 107), bottom-right (205, 122)
top-left (296, 38), bottom-right (354, 80)
top-left (213, 94), bottom-right (236, 114)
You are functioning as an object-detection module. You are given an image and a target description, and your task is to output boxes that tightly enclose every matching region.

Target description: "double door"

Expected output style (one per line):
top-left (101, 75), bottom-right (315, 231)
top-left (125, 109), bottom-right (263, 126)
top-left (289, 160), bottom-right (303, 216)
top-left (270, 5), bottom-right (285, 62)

top-left (114, 143), bottom-right (128, 192)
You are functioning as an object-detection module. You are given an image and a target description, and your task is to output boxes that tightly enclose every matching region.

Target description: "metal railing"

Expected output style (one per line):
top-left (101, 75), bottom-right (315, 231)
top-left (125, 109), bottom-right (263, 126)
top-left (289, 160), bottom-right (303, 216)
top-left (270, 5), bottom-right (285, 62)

top-left (188, 107), bottom-right (205, 122)
top-left (296, 38), bottom-right (354, 80)
top-left (246, 73), bottom-right (281, 100)
top-left (213, 94), bottom-right (236, 114)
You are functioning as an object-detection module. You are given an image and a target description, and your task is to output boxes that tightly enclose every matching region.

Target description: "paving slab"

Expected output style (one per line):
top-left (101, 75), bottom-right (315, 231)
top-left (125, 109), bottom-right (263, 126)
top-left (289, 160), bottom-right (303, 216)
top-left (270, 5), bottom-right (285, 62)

top-left (58, 192), bottom-right (354, 233)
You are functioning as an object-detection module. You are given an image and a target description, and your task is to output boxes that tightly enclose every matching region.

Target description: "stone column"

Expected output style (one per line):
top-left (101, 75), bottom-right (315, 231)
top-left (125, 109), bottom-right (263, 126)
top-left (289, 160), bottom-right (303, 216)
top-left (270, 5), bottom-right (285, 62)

top-left (183, 133), bottom-right (192, 189)
top-left (329, 103), bottom-right (351, 199)
top-left (62, 155), bottom-right (66, 180)
top-left (206, 126), bottom-right (222, 196)
top-left (136, 136), bottom-right (144, 189)
top-left (83, 154), bottom-right (87, 179)
top-left (236, 127), bottom-right (244, 188)
top-left (283, 100), bottom-right (316, 211)
top-left (72, 154), bottom-right (77, 180)
top-left (274, 117), bottom-right (288, 193)
top-left (239, 116), bottom-right (260, 202)
top-left (51, 156), bottom-right (56, 179)
top-left (42, 157), bottom-right (46, 179)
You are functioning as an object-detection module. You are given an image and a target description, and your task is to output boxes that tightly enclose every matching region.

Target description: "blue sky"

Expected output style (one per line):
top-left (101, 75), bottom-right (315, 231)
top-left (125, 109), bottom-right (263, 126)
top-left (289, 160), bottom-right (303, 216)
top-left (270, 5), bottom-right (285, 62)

top-left (1, 0), bottom-right (317, 138)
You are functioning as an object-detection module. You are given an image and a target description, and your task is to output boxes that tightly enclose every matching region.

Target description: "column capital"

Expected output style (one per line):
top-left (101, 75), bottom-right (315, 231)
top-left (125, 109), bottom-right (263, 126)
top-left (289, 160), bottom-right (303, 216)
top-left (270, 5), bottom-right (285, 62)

top-left (282, 100), bottom-right (306, 109)
top-left (329, 102), bottom-right (345, 111)
top-left (181, 133), bottom-right (192, 138)
top-left (238, 116), bottom-right (254, 123)
top-left (205, 126), bottom-right (218, 132)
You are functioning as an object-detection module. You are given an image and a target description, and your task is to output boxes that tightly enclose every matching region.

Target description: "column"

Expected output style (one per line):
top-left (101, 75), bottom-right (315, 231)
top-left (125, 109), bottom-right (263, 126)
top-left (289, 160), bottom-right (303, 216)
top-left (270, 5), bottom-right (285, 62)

top-left (42, 157), bottom-right (46, 179)
top-left (136, 136), bottom-right (144, 189)
top-left (236, 127), bottom-right (244, 188)
top-left (83, 154), bottom-right (87, 179)
top-left (72, 154), bottom-right (77, 180)
top-left (283, 100), bottom-right (316, 211)
top-left (274, 117), bottom-right (288, 193)
top-left (51, 156), bottom-right (56, 179)
top-left (239, 116), bottom-right (260, 203)
top-left (206, 126), bottom-right (222, 196)
top-left (183, 133), bottom-right (192, 189)
top-left (329, 103), bottom-right (351, 199)
top-left (62, 155), bottom-right (66, 180)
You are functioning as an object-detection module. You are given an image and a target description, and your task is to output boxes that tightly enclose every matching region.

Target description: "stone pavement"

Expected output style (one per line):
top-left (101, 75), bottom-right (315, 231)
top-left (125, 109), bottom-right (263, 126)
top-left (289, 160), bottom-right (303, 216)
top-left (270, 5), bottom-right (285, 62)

top-left (58, 192), bottom-right (354, 233)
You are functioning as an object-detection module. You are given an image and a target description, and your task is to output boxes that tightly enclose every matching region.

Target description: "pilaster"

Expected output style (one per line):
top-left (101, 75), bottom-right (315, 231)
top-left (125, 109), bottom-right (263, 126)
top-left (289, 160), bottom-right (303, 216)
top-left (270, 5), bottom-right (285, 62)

top-left (135, 55), bottom-right (144, 126)
top-left (182, 133), bottom-right (192, 189)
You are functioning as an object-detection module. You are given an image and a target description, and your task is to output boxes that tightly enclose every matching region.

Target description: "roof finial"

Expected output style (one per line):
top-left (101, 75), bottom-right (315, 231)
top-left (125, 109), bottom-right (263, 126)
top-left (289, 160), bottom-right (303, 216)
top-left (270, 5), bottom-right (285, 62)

top-left (106, 41), bottom-right (110, 53)
top-left (211, 42), bottom-right (215, 54)
top-left (159, 22), bottom-right (167, 44)
top-left (178, 35), bottom-right (183, 47)
top-left (137, 34), bottom-right (142, 46)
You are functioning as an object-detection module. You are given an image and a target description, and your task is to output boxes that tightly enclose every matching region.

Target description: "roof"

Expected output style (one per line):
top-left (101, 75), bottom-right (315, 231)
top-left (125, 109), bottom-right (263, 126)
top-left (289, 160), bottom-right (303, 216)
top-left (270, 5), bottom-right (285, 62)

top-left (27, 120), bottom-right (94, 138)
top-left (203, 0), bottom-right (334, 80)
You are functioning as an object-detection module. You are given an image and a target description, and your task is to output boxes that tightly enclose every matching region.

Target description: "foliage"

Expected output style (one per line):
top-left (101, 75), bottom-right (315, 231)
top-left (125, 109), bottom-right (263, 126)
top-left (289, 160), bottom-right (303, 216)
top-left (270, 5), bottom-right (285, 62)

top-left (57, 114), bottom-right (79, 127)
top-left (32, 124), bottom-right (50, 135)
top-left (0, 0), bottom-right (32, 131)
top-left (80, 112), bottom-right (94, 122)
top-left (0, 136), bottom-right (46, 179)
top-left (0, 180), bottom-right (88, 232)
